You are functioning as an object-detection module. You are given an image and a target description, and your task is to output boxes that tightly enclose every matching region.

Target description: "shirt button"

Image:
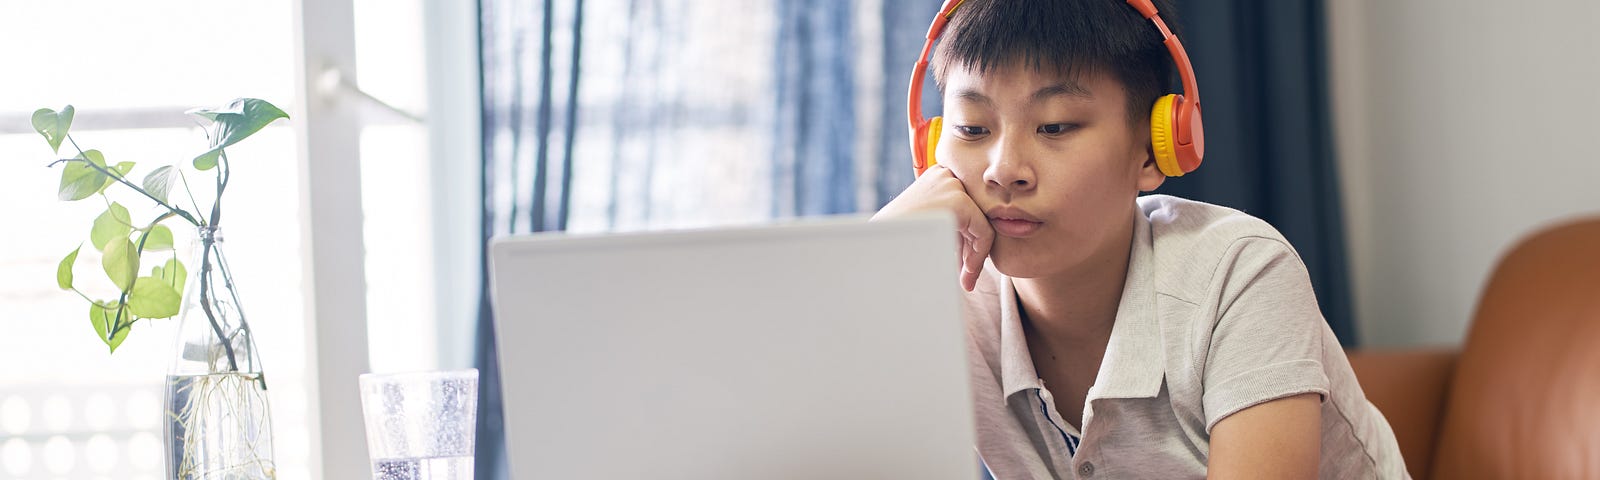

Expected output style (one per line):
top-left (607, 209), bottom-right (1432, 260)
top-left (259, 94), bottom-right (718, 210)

top-left (1078, 462), bottom-right (1095, 477)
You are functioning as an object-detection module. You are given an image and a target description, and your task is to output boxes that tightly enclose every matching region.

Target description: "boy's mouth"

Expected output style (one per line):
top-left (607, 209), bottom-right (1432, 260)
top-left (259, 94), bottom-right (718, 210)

top-left (987, 206), bottom-right (1043, 238)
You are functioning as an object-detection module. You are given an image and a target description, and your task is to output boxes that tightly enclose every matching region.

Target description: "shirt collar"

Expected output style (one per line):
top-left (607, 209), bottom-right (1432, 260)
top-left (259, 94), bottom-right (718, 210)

top-left (998, 276), bottom-right (1041, 398)
top-left (997, 208), bottom-right (1164, 401)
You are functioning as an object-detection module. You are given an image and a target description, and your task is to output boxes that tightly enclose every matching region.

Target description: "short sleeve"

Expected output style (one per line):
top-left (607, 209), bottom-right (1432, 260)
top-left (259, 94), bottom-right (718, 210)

top-left (1199, 237), bottom-right (1331, 434)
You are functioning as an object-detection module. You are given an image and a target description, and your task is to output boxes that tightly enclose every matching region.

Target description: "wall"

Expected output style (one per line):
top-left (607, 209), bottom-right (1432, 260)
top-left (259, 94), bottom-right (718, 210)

top-left (1328, 0), bottom-right (1600, 347)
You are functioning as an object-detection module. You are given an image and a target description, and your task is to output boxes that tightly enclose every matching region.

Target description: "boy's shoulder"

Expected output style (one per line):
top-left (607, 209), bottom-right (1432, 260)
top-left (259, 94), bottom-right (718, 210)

top-left (1136, 194), bottom-right (1288, 244)
top-left (1136, 194), bottom-right (1302, 304)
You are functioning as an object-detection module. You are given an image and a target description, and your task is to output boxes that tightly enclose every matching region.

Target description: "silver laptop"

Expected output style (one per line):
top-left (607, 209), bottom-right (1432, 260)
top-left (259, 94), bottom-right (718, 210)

top-left (489, 213), bottom-right (976, 479)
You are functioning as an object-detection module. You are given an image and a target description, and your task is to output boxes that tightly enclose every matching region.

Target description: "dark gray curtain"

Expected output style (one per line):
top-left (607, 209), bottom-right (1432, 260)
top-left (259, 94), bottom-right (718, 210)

top-left (1160, 0), bottom-right (1357, 345)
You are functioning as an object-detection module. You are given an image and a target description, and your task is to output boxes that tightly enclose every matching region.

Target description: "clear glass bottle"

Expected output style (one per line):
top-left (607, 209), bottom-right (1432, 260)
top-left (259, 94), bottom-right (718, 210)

top-left (164, 226), bottom-right (276, 479)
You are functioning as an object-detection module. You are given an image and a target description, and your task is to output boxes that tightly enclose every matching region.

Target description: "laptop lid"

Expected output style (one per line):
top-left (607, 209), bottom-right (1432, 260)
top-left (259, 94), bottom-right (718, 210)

top-left (489, 213), bottom-right (975, 479)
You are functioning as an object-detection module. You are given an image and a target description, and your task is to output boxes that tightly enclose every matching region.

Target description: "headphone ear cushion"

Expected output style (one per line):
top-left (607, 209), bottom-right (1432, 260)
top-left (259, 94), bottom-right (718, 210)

top-left (1149, 95), bottom-right (1183, 177)
top-left (926, 116), bottom-right (943, 169)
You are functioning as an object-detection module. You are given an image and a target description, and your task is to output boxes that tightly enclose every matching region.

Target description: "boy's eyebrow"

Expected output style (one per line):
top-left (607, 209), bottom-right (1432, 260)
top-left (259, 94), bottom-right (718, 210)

top-left (951, 82), bottom-right (1092, 107)
top-left (1031, 82), bottom-right (1092, 102)
top-left (953, 89), bottom-right (996, 108)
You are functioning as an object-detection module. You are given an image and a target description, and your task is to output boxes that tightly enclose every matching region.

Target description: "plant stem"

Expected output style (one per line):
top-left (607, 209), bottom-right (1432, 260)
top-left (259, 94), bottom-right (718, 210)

top-left (61, 135), bottom-right (203, 227)
top-left (214, 250), bottom-right (267, 391)
top-left (198, 236), bottom-right (241, 373)
top-left (70, 288), bottom-right (95, 304)
top-left (211, 151), bottom-right (230, 228)
top-left (177, 169), bottom-right (205, 219)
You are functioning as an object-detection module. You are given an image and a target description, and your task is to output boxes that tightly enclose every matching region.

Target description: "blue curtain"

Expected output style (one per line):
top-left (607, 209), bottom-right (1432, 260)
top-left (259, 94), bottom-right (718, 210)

top-left (474, 0), bottom-right (939, 476)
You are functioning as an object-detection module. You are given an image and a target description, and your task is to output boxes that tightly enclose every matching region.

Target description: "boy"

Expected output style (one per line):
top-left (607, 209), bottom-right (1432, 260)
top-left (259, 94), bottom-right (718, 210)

top-left (873, 0), bottom-right (1407, 478)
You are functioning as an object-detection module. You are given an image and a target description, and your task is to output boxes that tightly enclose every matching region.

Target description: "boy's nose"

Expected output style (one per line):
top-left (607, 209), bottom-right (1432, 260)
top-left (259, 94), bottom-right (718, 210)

top-left (984, 137), bottom-right (1037, 193)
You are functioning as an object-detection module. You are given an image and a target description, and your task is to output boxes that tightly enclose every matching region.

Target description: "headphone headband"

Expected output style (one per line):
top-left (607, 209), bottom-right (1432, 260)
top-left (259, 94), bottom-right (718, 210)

top-left (908, 0), bottom-right (1204, 177)
top-left (1127, 0), bottom-right (1202, 148)
top-left (907, 0), bottom-right (967, 131)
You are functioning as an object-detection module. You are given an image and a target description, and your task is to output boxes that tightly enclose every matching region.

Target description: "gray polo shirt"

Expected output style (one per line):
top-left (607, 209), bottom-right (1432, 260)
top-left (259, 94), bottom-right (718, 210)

top-left (962, 195), bottom-right (1407, 479)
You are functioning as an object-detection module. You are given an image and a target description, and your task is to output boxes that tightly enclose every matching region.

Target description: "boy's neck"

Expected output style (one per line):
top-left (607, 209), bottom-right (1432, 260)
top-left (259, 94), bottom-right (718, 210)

top-left (1012, 206), bottom-right (1136, 347)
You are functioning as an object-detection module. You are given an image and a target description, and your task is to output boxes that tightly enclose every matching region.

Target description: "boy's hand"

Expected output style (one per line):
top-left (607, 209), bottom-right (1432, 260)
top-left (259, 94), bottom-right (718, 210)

top-left (871, 164), bottom-right (994, 292)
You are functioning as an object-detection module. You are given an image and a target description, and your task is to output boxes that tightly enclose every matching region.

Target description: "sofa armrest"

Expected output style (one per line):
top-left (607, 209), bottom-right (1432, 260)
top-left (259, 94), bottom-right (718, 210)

top-left (1345, 348), bottom-right (1458, 480)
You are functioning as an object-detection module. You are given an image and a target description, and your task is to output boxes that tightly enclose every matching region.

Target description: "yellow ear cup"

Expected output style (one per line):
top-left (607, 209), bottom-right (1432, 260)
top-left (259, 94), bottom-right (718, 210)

top-left (1149, 95), bottom-right (1183, 177)
top-left (926, 116), bottom-right (943, 169)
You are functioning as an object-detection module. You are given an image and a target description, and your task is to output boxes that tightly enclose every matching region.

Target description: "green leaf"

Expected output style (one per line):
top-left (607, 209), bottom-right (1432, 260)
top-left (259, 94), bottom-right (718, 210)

top-left (57, 150), bottom-right (109, 201)
top-left (154, 257), bottom-right (187, 291)
top-left (193, 150), bottom-right (221, 171)
top-left (188, 98), bottom-right (289, 170)
top-left (101, 239), bottom-right (139, 291)
top-left (32, 105), bottom-right (74, 153)
top-left (161, 258), bottom-right (186, 290)
top-left (89, 302), bottom-right (130, 353)
top-left (90, 202), bottom-right (133, 251)
top-left (128, 276), bottom-right (182, 319)
top-left (143, 225), bottom-right (174, 251)
top-left (57, 247), bottom-right (80, 290)
top-left (143, 165), bottom-right (178, 204)
top-left (98, 161), bottom-right (135, 194)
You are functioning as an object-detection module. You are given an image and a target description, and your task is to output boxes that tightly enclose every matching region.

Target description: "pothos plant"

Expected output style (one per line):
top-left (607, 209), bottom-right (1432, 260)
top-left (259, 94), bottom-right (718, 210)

top-left (37, 98), bottom-right (288, 359)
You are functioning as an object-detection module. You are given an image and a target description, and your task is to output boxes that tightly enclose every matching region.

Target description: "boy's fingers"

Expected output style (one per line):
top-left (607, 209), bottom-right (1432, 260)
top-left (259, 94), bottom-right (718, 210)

top-left (960, 248), bottom-right (977, 292)
top-left (959, 206), bottom-right (993, 292)
top-left (954, 229), bottom-right (976, 292)
top-left (966, 216), bottom-right (994, 285)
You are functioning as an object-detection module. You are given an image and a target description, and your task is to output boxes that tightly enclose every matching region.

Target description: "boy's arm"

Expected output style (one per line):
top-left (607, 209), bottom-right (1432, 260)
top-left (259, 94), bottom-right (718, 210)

top-left (1205, 392), bottom-right (1321, 480)
top-left (871, 164), bottom-right (994, 291)
top-left (1197, 236), bottom-right (1330, 479)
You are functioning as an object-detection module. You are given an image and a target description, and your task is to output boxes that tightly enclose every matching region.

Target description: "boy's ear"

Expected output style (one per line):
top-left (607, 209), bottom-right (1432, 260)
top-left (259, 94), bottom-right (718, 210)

top-left (1136, 144), bottom-right (1166, 192)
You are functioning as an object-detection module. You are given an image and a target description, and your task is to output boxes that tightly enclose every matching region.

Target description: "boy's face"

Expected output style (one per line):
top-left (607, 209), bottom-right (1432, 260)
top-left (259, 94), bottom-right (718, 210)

top-left (937, 62), bottom-right (1166, 280)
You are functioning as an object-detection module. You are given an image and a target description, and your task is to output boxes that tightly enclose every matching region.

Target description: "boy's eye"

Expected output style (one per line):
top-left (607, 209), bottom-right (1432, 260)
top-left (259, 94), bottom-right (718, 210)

top-left (952, 125), bottom-right (989, 138)
top-left (1038, 123), bottom-right (1079, 135)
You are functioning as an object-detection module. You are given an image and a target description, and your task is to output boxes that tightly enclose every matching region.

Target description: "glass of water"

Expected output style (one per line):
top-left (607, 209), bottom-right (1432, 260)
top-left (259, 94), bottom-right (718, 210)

top-left (359, 369), bottom-right (479, 480)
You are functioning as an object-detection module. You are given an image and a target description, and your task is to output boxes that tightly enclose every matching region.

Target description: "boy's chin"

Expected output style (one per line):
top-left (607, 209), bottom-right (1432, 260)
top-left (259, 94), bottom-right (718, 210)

top-left (987, 248), bottom-right (1056, 280)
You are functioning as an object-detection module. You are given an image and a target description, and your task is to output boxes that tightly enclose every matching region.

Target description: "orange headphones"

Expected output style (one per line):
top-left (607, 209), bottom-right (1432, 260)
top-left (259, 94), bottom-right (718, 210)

top-left (908, 0), bottom-right (1205, 177)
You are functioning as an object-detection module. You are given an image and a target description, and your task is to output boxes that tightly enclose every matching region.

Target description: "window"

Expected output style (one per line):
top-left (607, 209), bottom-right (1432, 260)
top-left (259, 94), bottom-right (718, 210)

top-left (354, 0), bottom-right (439, 374)
top-left (0, 1), bottom-right (478, 478)
top-left (0, 2), bottom-right (312, 479)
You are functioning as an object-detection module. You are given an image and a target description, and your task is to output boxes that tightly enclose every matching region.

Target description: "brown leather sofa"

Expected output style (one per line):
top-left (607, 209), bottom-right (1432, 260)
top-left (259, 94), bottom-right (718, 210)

top-left (1346, 217), bottom-right (1600, 479)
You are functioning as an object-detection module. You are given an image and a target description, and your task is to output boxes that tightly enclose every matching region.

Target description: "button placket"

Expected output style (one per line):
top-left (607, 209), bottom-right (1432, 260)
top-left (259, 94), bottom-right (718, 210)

top-left (1078, 461), bottom-right (1095, 478)
top-left (1033, 388), bottom-right (1077, 476)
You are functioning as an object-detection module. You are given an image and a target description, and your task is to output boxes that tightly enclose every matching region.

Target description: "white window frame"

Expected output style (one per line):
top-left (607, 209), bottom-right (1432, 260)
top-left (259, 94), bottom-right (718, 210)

top-left (292, 0), bottom-right (369, 476)
top-left (292, 0), bottom-right (480, 477)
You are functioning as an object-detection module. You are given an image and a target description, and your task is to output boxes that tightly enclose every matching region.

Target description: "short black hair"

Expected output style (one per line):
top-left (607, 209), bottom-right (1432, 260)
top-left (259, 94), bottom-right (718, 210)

top-left (932, 0), bottom-right (1180, 125)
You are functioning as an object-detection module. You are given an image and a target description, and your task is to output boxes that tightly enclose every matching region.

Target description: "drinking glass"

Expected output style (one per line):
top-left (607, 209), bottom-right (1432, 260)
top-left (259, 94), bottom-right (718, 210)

top-left (358, 369), bottom-right (478, 480)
